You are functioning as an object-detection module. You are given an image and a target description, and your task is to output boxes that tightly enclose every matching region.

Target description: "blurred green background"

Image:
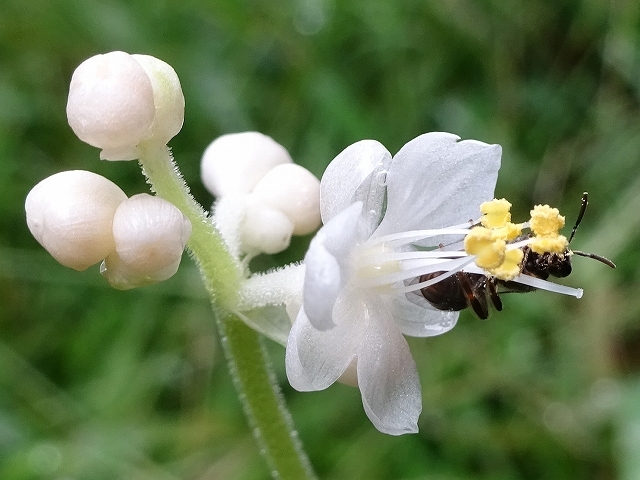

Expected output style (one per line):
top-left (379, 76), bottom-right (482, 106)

top-left (1, 0), bottom-right (638, 478)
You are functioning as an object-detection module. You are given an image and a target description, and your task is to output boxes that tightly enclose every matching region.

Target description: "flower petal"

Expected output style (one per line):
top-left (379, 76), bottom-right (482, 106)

top-left (321, 140), bottom-right (391, 229)
top-left (357, 297), bottom-right (422, 435)
top-left (286, 298), bottom-right (366, 391)
top-left (390, 294), bottom-right (459, 337)
top-left (373, 132), bottom-right (501, 240)
top-left (303, 202), bottom-right (362, 330)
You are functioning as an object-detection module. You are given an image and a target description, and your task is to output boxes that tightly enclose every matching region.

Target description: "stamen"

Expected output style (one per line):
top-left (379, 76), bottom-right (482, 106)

top-left (508, 274), bottom-right (583, 298)
top-left (356, 249), bottom-right (468, 265)
top-left (393, 256), bottom-right (477, 293)
top-left (359, 256), bottom-right (475, 290)
top-left (459, 264), bottom-right (583, 298)
top-left (368, 227), bottom-right (473, 248)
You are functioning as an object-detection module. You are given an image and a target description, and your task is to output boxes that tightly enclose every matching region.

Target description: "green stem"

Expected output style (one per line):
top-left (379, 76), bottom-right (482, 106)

top-left (137, 140), bottom-right (315, 480)
top-left (219, 312), bottom-right (315, 479)
top-left (137, 141), bottom-right (241, 308)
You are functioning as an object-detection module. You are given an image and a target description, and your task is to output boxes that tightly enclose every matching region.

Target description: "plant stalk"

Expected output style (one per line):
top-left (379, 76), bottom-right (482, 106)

top-left (137, 140), bottom-right (315, 480)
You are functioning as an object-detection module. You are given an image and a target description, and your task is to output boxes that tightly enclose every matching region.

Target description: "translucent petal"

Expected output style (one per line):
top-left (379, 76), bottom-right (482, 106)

top-left (319, 201), bottom-right (363, 259)
top-left (320, 140), bottom-right (391, 224)
top-left (373, 132), bottom-right (501, 242)
top-left (302, 240), bottom-right (341, 330)
top-left (285, 302), bottom-right (365, 391)
top-left (235, 305), bottom-right (292, 346)
top-left (390, 294), bottom-right (459, 337)
top-left (357, 298), bottom-right (421, 435)
top-left (303, 202), bottom-right (362, 330)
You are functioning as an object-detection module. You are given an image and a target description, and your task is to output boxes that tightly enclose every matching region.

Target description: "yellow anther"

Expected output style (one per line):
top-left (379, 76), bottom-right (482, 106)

top-left (464, 227), bottom-right (506, 269)
top-left (488, 248), bottom-right (524, 281)
top-left (494, 222), bottom-right (522, 242)
top-left (480, 198), bottom-right (512, 228)
top-left (530, 234), bottom-right (568, 255)
top-left (530, 204), bottom-right (565, 236)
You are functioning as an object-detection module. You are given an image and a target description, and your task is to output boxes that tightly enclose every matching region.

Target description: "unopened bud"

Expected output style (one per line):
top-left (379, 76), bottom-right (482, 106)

top-left (67, 51), bottom-right (156, 160)
top-left (131, 54), bottom-right (185, 145)
top-left (241, 200), bottom-right (294, 255)
top-left (201, 132), bottom-right (292, 197)
top-left (25, 170), bottom-right (127, 270)
top-left (102, 194), bottom-right (192, 289)
top-left (251, 163), bottom-right (321, 235)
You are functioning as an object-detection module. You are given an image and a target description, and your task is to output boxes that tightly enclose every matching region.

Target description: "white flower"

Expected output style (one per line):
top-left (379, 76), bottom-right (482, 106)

top-left (66, 51), bottom-right (184, 160)
top-left (285, 132), bottom-right (503, 435)
top-left (285, 132), bottom-right (586, 435)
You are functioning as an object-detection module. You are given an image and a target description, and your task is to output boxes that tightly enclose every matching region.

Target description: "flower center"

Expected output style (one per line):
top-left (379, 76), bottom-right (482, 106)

top-left (353, 243), bottom-right (402, 293)
top-left (349, 197), bottom-right (583, 299)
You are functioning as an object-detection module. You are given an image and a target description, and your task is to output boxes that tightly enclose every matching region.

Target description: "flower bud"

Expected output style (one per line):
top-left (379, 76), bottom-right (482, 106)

top-left (25, 170), bottom-right (127, 271)
top-left (67, 51), bottom-right (156, 161)
top-left (201, 132), bottom-right (292, 198)
top-left (251, 163), bottom-right (321, 235)
top-left (131, 54), bottom-right (185, 145)
top-left (241, 200), bottom-right (294, 255)
top-left (101, 194), bottom-right (192, 289)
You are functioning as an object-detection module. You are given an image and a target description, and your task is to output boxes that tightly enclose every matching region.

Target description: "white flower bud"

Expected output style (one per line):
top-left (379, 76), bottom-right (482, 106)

top-left (101, 194), bottom-right (192, 289)
top-left (201, 132), bottom-right (292, 198)
top-left (25, 170), bottom-right (127, 271)
top-left (241, 199), bottom-right (294, 255)
top-left (251, 163), bottom-right (321, 235)
top-left (66, 51), bottom-right (156, 161)
top-left (131, 54), bottom-right (185, 145)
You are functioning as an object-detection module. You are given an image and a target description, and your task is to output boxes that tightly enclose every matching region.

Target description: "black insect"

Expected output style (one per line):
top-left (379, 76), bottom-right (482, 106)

top-left (419, 271), bottom-right (502, 320)
top-left (418, 192), bottom-right (615, 320)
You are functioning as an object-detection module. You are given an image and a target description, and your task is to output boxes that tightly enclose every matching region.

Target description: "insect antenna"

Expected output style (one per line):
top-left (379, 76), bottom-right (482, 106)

top-left (566, 192), bottom-right (616, 269)
top-left (572, 250), bottom-right (616, 269)
top-left (568, 192), bottom-right (589, 243)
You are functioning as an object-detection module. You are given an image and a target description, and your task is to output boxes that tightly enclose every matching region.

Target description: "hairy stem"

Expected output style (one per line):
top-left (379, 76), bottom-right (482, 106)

top-left (137, 140), bottom-right (242, 308)
top-left (219, 312), bottom-right (316, 480)
top-left (137, 140), bottom-right (315, 480)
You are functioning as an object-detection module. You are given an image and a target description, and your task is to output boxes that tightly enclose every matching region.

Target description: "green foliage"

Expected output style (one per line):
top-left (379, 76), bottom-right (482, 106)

top-left (1, 0), bottom-right (639, 478)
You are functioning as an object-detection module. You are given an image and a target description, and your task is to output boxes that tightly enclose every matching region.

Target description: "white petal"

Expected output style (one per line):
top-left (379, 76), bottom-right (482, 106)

top-left (390, 294), bottom-right (459, 337)
top-left (302, 240), bottom-right (341, 330)
top-left (357, 298), bottom-right (421, 435)
top-left (320, 140), bottom-right (391, 225)
top-left (303, 202), bottom-right (362, 330)
top-left (373, 132), bottom-right (501, 240)
top-left (285, 303), bottom-right (365, 391)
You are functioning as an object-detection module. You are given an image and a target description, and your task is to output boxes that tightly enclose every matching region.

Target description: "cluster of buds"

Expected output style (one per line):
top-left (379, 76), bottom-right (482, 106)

top-left (25, 171), bottom-right (191, 289)
top-left (25, 51), bottom-right (192, 289)
top-left (201, 132), bottom-right (321, 258)
top-left (25, 50), bottom-right (322, 290)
